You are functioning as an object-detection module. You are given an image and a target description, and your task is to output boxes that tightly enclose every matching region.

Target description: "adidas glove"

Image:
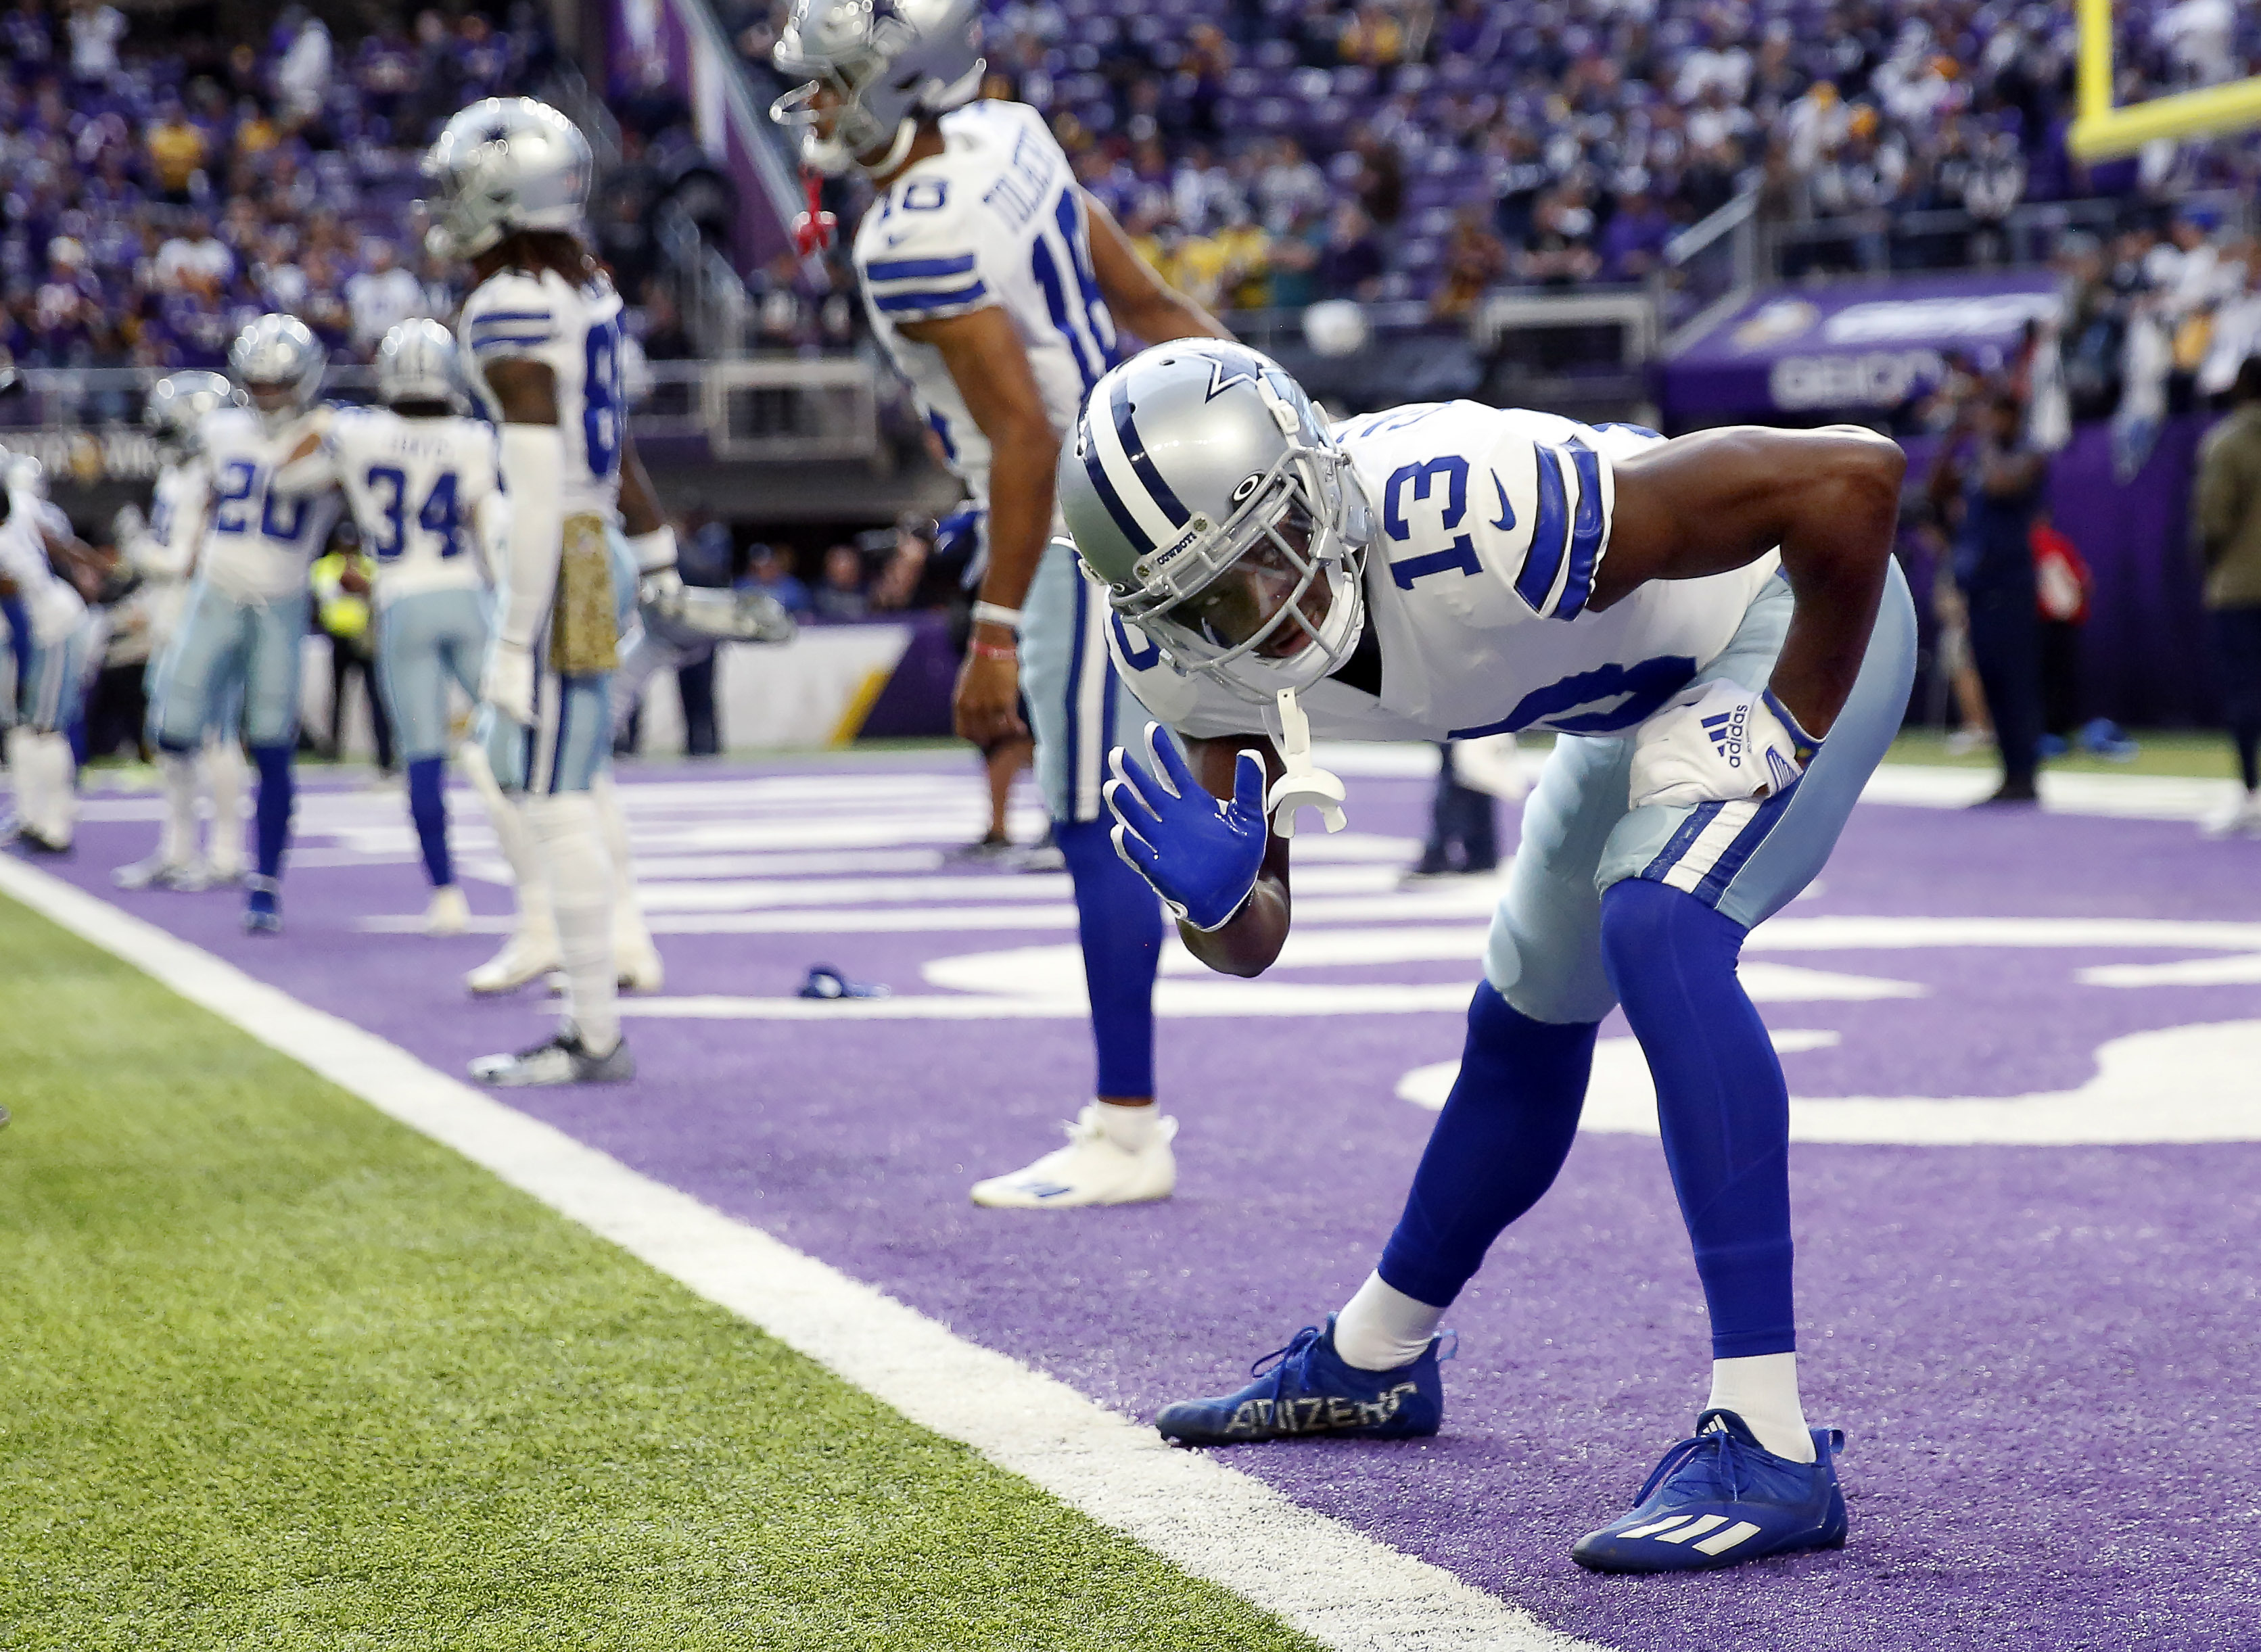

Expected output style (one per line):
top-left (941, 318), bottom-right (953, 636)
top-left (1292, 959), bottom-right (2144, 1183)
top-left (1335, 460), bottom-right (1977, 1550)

top-left (1629, 681), bottom-right (1821, 811)
top-left (1104, 722), bottom-right (1269, 931)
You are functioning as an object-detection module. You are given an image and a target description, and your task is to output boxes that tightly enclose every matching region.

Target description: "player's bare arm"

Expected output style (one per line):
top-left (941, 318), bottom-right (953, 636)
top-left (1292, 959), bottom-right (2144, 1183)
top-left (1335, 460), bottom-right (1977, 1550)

top-left (1595, 424), bottom-right (1905, 738)
top-left (897, 305), bottom-right (1059, 745)
top-left (1082, 191), bottom-right (1234, 346)
top-left (617, 429), bottom-right (665, 537)
top-left (482, 356), bottom-right (559, 427)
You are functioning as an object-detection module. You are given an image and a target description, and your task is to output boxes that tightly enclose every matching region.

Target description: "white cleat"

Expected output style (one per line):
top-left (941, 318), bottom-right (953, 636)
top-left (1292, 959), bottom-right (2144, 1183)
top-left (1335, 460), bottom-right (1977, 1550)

top-left (469, 1028), bottom-right (634, 1087)
top-left (423, 885), bottom-right (471, 936)
top-left (467, 933), bottom-right (562, 995)
top-left (970, 1104), bottom-right (1179, 1209)
top-left (617, 937), bottom-right (665, 993)
top-left (114, 853), bottom-right (212, 892)
top-left (2201, 792), bottom-right (2261, 839)
top-left (204, 859), bottom-right (246, 887)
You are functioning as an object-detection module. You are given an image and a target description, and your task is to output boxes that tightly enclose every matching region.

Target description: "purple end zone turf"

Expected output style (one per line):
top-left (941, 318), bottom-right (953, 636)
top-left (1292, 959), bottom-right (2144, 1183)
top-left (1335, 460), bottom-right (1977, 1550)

top-left (47, 756), bottom-right (2261, 1651)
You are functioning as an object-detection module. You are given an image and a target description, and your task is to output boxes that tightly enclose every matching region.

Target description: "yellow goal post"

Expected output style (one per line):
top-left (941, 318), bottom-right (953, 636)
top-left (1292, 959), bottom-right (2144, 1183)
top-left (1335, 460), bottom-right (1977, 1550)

top-left (2070, 0), bottom-right (2261, 158)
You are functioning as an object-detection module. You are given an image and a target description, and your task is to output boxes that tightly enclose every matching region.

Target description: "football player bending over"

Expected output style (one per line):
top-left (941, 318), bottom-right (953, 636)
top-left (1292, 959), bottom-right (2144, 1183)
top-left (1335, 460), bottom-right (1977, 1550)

top-left (0, 451), bottom-right (105, 854)
top-left (1067, 343), bottom-right (1914, 1574)
top-left (773, 0), bottom-right (1232, 1207)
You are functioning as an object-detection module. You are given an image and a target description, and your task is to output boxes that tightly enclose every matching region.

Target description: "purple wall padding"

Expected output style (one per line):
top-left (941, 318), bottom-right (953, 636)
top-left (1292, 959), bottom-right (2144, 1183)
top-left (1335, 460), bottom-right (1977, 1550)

top-left (855, 612), bottom-right (959, 740)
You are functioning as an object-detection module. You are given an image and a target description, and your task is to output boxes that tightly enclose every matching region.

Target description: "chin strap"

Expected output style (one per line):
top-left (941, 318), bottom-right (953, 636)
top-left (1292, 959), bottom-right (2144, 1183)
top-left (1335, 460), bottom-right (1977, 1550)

top-left (791, 170), bottom-right (838, 256)
top-left (855, 116), bottom-right (922, 179)
top-left (1267, 687), bottom-right (1347, 838)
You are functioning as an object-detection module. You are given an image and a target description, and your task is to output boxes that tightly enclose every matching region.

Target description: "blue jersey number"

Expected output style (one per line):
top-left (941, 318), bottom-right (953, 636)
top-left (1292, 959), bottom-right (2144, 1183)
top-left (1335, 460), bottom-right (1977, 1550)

top-left (212, 458), bottom-right (308, 542)
top-left (583, 318), bottom-right (622, 481)
top-left (1381, 456), bottom-right (1483, 590)
top-left (364, 465), bottom-right (464, 560)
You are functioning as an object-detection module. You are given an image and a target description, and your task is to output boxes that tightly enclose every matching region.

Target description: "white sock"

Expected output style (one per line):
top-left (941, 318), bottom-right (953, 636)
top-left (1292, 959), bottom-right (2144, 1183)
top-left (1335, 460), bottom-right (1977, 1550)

top-left (461, 740), bottom-right (555, 951)
top-left (1707, 1352), bottom-right (1815, 1463)
top-left (7, 726), bottom-right (46, 837)
top-left (202, 738), bottom-right (246, 873)
top-left (1093, 1099), bottom-right (1159, 1152)
top-left (526, 792), bottom-right (617, 1054)
top-left (1332, 1271), bottom-right (1447, 1371)
top-left (158, 749), bottom-right (200, 865)
top-left (35, 731), bottom-right (75, 843)
top-left (590, 770), bottom-right (652, 954)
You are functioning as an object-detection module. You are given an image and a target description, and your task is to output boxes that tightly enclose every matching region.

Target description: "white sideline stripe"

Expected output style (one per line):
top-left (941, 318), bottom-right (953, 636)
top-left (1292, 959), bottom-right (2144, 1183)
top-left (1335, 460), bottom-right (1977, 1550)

top-left (0, 855), bottom-right (1604, 1652)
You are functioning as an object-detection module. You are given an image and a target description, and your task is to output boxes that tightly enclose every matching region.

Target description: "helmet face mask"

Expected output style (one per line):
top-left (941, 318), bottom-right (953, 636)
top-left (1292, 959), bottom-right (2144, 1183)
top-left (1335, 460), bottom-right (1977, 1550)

top-left (770, 0), bottom-right (985, 176)
top-left (1063, 343), bottom-right (1371, 705)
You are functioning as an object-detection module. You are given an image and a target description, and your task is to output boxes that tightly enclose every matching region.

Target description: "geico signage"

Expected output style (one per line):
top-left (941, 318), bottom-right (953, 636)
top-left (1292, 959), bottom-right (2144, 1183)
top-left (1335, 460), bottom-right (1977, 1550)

top-left (1, 427), bottom-right (164, 483)
top-left (1769, 349), bottom-right (1946, 410)
top-left (1820, 292), bottom-right (2059, 346)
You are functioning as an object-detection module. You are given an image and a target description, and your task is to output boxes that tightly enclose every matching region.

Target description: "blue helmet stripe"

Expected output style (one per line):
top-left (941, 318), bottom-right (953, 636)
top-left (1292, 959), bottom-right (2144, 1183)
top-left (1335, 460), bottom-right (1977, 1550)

top-left (1516, 444), bottom-right (1571, 614)
top-left (1556, 442), bottom-right (1606, 621)
top-left (1110, 377), bottom-right (1190, 529)
top-left (1079, 413), bottom-right (1151, 554)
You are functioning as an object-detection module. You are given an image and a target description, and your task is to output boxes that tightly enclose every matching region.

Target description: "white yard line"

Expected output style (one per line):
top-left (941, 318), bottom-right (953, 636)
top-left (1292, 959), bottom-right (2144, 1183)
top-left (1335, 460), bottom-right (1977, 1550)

top-left (0, 855), bottom-right (1602, 1652)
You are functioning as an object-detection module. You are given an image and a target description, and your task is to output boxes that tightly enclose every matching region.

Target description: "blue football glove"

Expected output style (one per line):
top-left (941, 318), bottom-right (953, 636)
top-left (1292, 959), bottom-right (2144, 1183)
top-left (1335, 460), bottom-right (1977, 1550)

top-left (1104, 722), bottom-right (1269, 931)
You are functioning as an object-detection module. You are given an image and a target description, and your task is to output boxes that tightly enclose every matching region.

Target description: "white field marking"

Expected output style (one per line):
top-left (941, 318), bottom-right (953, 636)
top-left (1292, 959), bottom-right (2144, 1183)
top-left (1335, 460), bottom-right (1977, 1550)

top-left (632, 862), bottom-right (1411, 915)
top-left (923, 942), bottom-right (1923, 1004)
top-left (621, 981), bottom-right (1484, 1021)
top-left (1397, 1031), bottom-right (1842, 1114)
top-left (0, 857), bottom-right (1602, 1652)
top-left (2080, 953), bottom-right (2261, 988)
top-left (1397, 1022), bottom-right (2261, 1144)
top-left (1746, 915), bottom-right (2261, 951)
top-left (1861, 763), bottom-right (2246, 820)
top-left (360, 913), bottom-right (519, 935)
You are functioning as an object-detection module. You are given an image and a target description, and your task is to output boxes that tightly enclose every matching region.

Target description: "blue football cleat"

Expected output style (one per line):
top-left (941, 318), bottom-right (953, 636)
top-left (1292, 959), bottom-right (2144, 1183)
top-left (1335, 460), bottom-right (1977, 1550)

top-left (243, 875), bottom-right (282, 935)
top-left (1571, 1409), bottom-right (1847, 1574)
top-left (1154, 1315), bottom-right (1449, 1446)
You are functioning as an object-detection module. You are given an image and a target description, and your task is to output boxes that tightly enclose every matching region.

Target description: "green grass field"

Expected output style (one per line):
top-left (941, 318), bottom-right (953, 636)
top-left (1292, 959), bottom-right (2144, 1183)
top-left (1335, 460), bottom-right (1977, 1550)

top-left (0, 897), bottom-right (1310, 1651)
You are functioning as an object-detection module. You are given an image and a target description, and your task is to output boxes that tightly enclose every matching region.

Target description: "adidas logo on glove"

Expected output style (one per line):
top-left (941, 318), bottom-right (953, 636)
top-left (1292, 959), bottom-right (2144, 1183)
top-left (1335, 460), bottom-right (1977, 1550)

top-left (1700, 705), bottom-right (1750, 768)
top-left (1631, 683), bottom-right (1823, 811)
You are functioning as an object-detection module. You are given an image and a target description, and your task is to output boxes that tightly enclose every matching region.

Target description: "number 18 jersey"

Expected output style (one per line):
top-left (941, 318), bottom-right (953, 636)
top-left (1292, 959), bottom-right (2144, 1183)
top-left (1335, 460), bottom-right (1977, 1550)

top-left (458, 264), bottom-right (626, 525)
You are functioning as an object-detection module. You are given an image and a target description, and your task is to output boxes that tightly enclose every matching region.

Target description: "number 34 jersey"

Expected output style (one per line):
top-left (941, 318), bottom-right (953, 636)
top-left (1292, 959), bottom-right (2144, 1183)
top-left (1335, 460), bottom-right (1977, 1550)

top-left (458, 265), bottom-right (627, 525)
top-left (1107, 401), bottom-right (1781, 745)
top-left (311, 407), bottom-right (502, 606)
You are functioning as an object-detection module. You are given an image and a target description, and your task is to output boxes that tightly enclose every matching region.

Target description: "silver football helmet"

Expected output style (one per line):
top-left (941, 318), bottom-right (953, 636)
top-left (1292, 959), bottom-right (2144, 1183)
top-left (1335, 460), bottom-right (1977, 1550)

top-left (642, 582), bottom-right (799, 648)
top-left (376, 318), bottom-right (464, 409)
top-left (143, 369), bottom-right (241, 456)
top-left (420, 97), bottom-right (593, 260)
top-left (771, 0), bottom-right (986, 176)
top-left (229, 314), bottom-right (326, 432)
top-left (1059, 341), bottom-right (1372, 704)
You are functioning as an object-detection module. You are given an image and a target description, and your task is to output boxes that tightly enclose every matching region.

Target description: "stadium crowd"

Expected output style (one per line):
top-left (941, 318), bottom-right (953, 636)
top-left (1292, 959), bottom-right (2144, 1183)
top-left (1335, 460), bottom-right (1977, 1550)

top-left (726, 0), bottom-right (2261, 339)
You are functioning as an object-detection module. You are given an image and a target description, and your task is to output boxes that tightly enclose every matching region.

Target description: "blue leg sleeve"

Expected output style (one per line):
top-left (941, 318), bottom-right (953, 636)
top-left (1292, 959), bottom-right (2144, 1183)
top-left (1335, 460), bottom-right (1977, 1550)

top-left (1378, 983), bottom-right (1598, 1306)
top-left (1054, 816), bottom-right (1163, 1100)
top-left (251, 742), bottom-right (294, 882)
top-left (406, 755), bottom-right (452, 888)
top-left (1600, 876), bottom-right (1795, 1360)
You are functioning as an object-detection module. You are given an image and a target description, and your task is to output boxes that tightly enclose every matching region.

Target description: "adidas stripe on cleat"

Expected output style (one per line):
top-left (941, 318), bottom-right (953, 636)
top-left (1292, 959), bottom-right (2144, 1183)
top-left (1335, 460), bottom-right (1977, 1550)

top-left (1153, 1315), bottom-right (1448, 1446)
top-left (1571, 1409), bottom-right (1848, 1574)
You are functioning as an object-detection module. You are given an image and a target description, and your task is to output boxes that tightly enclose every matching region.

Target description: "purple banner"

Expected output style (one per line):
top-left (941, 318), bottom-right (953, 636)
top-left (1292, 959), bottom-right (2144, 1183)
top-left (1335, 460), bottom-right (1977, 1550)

top-left (1663, 272), bottom-right (2062, 421)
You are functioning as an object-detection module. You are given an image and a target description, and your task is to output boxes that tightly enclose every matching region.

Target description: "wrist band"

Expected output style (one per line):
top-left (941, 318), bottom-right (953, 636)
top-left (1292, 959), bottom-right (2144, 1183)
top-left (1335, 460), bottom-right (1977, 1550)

top-left (970, 600), bottom-right (1024, 631)
top-left (970, 640), bottom-right (1017, 661)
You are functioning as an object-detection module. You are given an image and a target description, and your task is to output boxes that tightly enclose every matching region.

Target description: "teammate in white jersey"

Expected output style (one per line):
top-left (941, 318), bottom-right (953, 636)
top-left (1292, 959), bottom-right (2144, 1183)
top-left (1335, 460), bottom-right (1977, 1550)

top-left (1062, 344), bottom-right (1917, 1574)
top-left (275, 320), bottom-right (507, 937)
top-left (114, 370), bottom-right (250, 891)
top-left (0, 452), bottom-right (102, 853)
top-left (774, 0), bottom-right (1233, 1206)
top-left (423, 96), bottom-right (682, 1085)
top-left (134, 315), bottom-right (342, 933)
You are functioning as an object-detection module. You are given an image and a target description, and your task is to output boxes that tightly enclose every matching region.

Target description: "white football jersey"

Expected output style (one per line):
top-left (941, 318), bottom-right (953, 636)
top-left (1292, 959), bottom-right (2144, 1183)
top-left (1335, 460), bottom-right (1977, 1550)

top-left (311, 406), bottom-right (501, 605)
top-left (124, 458), bottom-right (210, 643)
top-left (459, 264), bottom-right (626, 523)
top-left (0, 481), bottom-right (85, 644)
top-left (855, 99), bottom-right (1120, 511)
top-left (194, 405), bottom-right (344, 602)
top-left (1108, 402), bottom-right (1779, 743)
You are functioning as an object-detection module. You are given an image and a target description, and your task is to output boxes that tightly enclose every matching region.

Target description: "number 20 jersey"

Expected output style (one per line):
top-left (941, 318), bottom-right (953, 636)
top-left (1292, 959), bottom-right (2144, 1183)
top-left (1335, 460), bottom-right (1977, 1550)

top-left (193, 405), bottom-right (344, 602)
top-left (1107, 402), bottom-right (1781, 744)
top-left (457, 264), bottom-right (626, 525)
top-left (854, 99), bottom-right (1120, 511)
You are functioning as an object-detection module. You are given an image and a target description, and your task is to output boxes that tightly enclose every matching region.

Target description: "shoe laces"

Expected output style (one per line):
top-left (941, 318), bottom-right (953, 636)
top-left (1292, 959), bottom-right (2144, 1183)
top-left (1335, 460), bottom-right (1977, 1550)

top-left (1246, 1325), bottom-right (1325, 1386)
top-left (1634, 1409), bottom-right (1761, 1507)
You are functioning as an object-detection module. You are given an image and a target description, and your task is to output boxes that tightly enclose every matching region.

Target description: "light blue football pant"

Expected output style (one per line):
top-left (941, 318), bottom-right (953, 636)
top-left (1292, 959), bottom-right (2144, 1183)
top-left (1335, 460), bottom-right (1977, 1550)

top-left (149, 580), bottom-right (310, 752)
top-left (1021, 540), bottom-right (1175, 822)
top-left (471, 528), bottom-right (638, 795)
top-left (377, 586), bottom-right (488, 763)
top-left (1485, 560), bottom-right (1918, 1022)
top-left (17, 616), bottom-right (97, 734)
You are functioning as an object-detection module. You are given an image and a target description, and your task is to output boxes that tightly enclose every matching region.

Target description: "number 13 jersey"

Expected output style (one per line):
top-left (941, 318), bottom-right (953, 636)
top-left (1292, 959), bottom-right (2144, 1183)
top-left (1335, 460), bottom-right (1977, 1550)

top-left (458, 265), bottom-right (626, 525)
top-left (1108, 401), bottom-right (1781, 744)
